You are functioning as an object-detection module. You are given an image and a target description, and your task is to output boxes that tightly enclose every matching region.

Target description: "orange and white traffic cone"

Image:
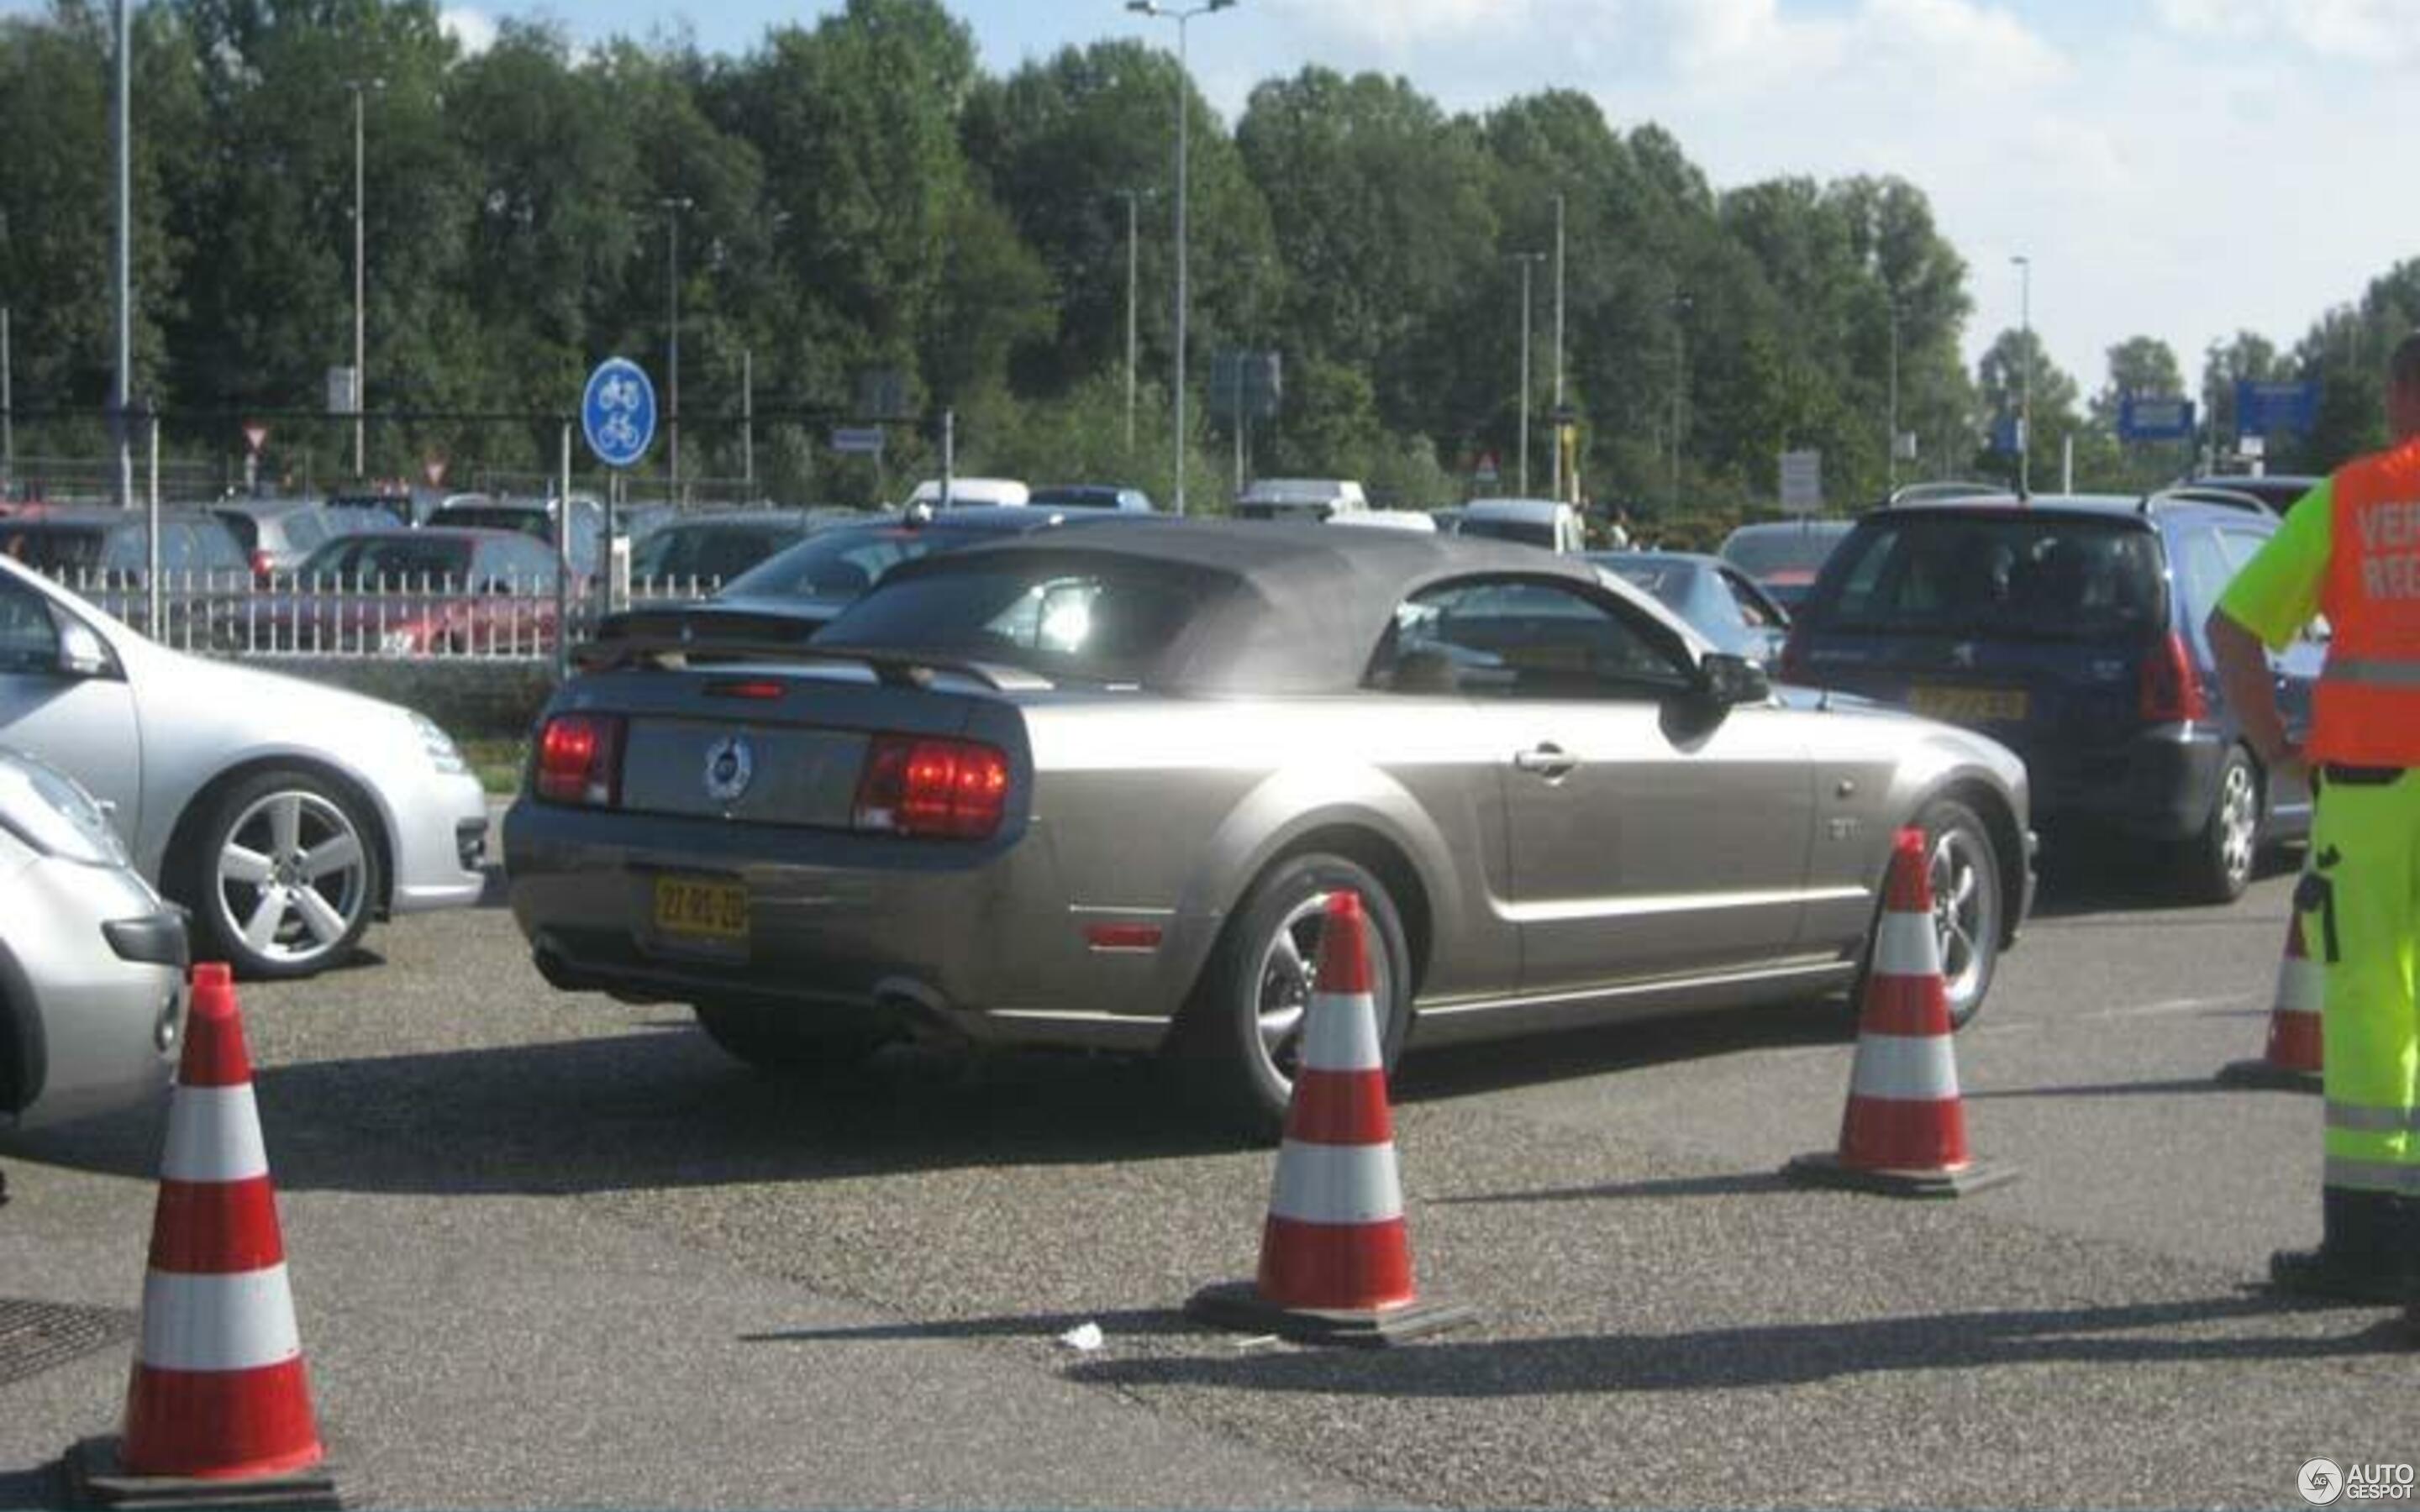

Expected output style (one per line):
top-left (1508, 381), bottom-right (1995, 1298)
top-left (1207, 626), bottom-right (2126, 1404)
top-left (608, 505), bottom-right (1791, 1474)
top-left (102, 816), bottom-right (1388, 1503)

top-left (1786, 829), bottom-right (2018, 1198)
top-left (1187, 892), bottom-right (1474, 1346)
top-left (2217, 907), bottom-right (2323, 1093)
top-left (64, 963), bottom-right (339, 1510)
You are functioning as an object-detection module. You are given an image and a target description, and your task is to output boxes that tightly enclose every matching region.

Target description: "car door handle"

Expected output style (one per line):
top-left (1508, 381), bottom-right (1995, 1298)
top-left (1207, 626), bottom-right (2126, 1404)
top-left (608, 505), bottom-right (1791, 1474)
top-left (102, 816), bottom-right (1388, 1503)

top-left (1513, 744), bottom-right (1579, 779)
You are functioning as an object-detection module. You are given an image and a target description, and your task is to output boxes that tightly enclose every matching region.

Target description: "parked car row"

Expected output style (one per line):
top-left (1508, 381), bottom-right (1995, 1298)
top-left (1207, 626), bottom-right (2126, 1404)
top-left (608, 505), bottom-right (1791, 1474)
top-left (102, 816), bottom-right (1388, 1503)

top-left (7, 467), bottom-right (2317, 1142)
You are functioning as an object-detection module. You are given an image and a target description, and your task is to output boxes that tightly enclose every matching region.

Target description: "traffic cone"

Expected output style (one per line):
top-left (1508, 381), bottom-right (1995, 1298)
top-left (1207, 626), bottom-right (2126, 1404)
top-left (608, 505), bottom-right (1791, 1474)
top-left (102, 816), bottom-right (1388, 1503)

top-left (63, 963), bottom-right (339, 1510)
top-left (1786, 829), bottom-right (2018, 1198)
top-left (2217, 908), bottom-right (2323, 1093)
top-left (1187, 892), bottom-right (1475, 1346)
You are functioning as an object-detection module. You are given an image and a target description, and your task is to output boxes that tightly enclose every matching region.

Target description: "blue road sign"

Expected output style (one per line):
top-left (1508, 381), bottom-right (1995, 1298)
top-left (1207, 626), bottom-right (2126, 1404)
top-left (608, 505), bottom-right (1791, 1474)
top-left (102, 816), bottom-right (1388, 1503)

top-left (2235, 379), bottom-right (2319, 437)
top-left (2118, 394), bottom-right (2196, 443)
top-left (1990, 415), bottom-right (2026, 454)
top-left (582, 358), bottom-right (657, 468)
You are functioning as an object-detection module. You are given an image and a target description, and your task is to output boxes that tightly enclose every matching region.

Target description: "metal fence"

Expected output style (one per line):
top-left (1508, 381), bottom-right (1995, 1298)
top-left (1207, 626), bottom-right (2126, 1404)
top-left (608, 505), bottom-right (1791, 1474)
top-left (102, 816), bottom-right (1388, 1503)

top-left (43, 566), bottom-right (726, 661)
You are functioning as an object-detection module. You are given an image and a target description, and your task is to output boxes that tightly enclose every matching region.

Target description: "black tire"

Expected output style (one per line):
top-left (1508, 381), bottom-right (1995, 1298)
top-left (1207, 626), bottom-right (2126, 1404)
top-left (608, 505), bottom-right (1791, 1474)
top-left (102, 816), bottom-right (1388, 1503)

top-left (1899, 797), bottom-right (2002, 1030)
top-left (1171, 853), bottom-right (1413, 1142)
top-left (176, 769), bottom-right (382, 980)
top-left (692, 1000), bottom-right (890, 1074)
top-left (2174, 744), bottom-right (2260, 905)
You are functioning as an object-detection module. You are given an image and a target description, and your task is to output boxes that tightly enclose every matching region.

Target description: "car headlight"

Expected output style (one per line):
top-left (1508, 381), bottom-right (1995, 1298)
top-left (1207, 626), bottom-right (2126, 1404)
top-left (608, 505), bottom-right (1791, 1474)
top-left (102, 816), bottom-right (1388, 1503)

top-left (0, 748), bottom-right (130, 867)
top-left (412, 712), bottom-right (469, 776)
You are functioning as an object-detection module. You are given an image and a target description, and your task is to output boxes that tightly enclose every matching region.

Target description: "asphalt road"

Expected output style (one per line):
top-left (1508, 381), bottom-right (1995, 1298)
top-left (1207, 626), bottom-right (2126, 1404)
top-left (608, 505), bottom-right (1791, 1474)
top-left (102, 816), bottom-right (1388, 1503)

top-left (2, 842), bottom-right (2408, 1509)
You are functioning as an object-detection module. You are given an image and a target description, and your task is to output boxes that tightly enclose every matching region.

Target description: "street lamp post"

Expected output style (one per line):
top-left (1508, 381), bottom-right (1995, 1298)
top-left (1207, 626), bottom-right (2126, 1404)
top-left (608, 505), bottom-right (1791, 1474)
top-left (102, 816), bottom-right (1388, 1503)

top-left (1508, 252), bottom-right (1543, 496)
top-left (1118, 188), bottom-right (1139, 453)
top-left (112, 0), bottom-right (131, 508)
top-left (1550, 192), bottom-right (1565, 502)
top-left (660, 195), bottom-right (694, 503)
top-left (1886, 298), bottom-right (1902, 491)
top-left (347, 78), bottom-right (384, 480)
top-left (2012, 254), bottom-right (2031, 496)
top-left (1126, 0), bottom-right (1236, 517)
top-left (1668, 291), bottom-right (1692, 519)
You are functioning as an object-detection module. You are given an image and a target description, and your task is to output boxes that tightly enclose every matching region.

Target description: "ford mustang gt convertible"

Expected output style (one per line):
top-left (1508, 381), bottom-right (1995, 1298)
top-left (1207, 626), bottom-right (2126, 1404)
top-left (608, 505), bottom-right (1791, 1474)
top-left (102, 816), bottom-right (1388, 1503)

top-left (506, 522), bottom-right (2033, 1135)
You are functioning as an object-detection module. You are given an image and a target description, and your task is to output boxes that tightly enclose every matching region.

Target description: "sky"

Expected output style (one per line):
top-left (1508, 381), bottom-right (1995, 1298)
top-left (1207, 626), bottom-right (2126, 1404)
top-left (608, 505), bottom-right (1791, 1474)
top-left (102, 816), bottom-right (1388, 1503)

top-left (16, 0), bottom-right (2416, 401)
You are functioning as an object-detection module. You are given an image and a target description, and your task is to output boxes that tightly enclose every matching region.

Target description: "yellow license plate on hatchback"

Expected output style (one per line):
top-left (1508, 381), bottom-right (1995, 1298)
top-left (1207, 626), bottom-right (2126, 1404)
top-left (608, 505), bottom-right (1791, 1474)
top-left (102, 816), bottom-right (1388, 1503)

top-left (1910, 684), bottom-right (2029, 723)
top-left (651, 875), bottom-right (750, 943)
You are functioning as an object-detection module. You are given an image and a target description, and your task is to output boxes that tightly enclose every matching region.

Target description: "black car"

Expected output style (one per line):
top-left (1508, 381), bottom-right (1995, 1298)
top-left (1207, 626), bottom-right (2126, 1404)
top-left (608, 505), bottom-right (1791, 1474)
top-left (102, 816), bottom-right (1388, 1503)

top-left (0, 507), bottom-right (251, 642)
top-left (1781, 489), bottom-right (2318, 900)
top-left (627, 509), bottom-right (856, 591)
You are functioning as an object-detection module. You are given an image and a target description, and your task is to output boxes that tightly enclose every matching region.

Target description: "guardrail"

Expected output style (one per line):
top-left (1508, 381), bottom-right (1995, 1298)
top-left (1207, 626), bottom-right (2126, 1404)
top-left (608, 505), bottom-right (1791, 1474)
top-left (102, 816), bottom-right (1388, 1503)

top-left (39, 567), bottom-right (725, 660)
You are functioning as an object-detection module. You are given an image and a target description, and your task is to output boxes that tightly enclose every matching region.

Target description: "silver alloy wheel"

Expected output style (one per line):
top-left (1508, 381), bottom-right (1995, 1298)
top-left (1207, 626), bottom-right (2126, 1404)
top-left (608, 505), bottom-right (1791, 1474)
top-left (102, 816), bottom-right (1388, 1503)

top-left (214, 790), bottom-right (371, 969)
top-left (1250, 890), bottom-right (1395, 1096)
top-left (1928, 825), bottom-right (1998, 1021)
top-left (2217, 758), bottom-right (2259, 891)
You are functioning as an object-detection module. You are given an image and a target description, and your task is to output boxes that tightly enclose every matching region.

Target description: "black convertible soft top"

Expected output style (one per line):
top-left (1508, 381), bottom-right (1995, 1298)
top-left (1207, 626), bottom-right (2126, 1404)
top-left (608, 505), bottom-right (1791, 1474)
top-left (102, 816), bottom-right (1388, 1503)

top-left (853, 518), bottom-right (1678, 695)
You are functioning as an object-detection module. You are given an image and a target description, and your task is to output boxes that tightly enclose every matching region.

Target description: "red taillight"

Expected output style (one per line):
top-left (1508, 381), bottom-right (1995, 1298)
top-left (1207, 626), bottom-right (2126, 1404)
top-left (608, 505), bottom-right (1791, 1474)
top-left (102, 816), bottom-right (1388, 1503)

top-left (2139, 631), bottom-right (2207, 723)
top-left (852, 734), bottom-right (1010, 840)
top-left (535, 714), bottom-right (623, 806)
top-left (250, 549), bottom-right (275, 582)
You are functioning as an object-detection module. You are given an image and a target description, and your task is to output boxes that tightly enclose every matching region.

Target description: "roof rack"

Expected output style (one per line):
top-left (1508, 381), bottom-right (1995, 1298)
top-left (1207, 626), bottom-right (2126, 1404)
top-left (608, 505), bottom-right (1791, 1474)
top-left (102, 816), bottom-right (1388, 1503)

top-left (2138, 486), bottom-right (2270, 517)
top-left (1885, 480), bottom-right (2012, 507)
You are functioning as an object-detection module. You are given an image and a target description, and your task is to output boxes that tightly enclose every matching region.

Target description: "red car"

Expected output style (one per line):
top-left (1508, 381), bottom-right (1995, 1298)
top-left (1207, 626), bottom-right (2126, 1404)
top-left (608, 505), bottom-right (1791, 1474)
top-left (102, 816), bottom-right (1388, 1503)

top-left (217, 527), bottom-right (569, 655)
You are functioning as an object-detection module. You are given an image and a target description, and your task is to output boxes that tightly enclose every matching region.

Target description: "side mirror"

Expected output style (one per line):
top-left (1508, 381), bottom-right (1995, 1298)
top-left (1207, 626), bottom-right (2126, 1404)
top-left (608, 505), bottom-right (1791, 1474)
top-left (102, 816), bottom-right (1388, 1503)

top-left (1698, 651), bottom-right (1770, 706)
top-left (57, 618), bottom-right (114, 680)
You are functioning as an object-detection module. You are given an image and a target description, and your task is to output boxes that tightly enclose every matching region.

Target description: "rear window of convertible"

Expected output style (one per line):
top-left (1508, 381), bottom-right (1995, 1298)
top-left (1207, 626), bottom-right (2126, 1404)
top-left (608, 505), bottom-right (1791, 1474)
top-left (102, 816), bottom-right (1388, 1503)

top-left (817, 558), bottom-right (1213, 682)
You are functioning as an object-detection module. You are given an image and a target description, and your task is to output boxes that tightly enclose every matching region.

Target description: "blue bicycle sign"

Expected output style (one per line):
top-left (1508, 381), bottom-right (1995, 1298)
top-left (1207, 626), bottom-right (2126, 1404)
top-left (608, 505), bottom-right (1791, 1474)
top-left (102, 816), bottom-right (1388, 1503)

top-left (581, 358), bottom-right (657, 469)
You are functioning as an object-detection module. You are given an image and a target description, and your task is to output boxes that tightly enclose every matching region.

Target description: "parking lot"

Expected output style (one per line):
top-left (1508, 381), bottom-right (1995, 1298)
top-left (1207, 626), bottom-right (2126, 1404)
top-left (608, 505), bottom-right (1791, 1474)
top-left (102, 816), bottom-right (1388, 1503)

top-left (0, 837), bottom-right (2407, 1509)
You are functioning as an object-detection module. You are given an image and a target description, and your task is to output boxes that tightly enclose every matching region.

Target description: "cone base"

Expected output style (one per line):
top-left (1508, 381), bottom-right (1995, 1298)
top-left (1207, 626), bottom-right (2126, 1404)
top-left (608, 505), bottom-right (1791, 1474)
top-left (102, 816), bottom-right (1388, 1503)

top-left (2217, 1058), bottom-right (2323, 1094)
top-left (1784, 1150), bottom-right (2021, 1199)
top-left (1186, 1280), bottom-right (1476, 1347)
top-left (61, 1438), bottom-right (341, 1510)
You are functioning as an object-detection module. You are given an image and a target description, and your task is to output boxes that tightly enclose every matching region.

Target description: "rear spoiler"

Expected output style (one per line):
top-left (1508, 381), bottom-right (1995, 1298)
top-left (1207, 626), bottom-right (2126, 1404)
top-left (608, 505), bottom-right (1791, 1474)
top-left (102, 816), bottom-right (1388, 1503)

top-left (569, 633), bottom-right (1053, 692)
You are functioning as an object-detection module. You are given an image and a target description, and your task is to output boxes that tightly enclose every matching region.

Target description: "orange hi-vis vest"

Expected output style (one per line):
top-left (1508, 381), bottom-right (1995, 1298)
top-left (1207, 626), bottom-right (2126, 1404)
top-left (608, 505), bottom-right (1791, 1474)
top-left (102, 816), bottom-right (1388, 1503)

top-left (2313, 435), bottom-right (2420, 765)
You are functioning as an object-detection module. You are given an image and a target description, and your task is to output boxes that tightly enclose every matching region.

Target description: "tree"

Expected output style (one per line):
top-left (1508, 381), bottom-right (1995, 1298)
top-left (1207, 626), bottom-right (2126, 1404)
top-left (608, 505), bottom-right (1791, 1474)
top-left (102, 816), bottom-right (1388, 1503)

top-left (1236, 66), bottom-right (1493, 438)
top-left (1975, 328), bottom-right (2082, 489)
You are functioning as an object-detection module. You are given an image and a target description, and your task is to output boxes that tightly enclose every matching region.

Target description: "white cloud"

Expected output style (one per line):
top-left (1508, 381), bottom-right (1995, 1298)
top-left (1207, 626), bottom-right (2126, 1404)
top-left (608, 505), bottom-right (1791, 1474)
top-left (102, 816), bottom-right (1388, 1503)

top-left (441, 6), bottom-right (499, 57)
top-left (2152, 0), bottom-right (2420, 64)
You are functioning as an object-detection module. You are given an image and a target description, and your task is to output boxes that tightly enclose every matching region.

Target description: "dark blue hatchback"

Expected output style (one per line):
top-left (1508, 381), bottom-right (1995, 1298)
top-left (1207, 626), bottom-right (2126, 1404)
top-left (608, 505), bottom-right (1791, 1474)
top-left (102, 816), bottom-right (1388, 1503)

top-left (1781, 491), bottom-right (2322, 901)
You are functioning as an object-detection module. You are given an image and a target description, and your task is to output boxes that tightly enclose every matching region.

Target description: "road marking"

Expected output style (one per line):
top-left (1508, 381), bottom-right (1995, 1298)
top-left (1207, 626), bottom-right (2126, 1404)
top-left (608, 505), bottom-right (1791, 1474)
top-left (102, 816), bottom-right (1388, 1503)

top-left (1972, 993), bottom-right (2251, 1033)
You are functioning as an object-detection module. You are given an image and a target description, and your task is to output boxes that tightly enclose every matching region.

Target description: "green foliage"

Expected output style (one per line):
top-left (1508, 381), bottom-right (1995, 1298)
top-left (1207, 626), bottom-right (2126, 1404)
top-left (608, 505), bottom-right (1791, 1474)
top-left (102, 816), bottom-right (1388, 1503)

top-left (0, 0), bottom-right (2404, 517)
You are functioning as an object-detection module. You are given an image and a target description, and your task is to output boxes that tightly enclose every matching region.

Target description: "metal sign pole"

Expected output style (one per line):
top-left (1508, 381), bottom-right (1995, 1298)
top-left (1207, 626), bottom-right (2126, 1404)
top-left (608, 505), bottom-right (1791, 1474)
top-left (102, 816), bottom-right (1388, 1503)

top-left (556, 423), bottom-right (572, 682)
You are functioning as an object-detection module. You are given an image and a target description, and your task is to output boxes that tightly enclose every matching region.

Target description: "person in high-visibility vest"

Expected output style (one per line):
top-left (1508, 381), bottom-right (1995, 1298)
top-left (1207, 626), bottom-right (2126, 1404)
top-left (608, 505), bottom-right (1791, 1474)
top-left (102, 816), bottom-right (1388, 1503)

top-left (2208, 330), bottom-right (2420, 1331)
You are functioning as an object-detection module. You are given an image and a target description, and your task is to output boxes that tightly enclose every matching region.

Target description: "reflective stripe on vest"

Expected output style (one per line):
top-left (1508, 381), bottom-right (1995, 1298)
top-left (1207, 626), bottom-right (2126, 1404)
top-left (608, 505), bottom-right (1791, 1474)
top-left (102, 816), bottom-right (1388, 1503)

top-left (2311, 442), bottom-right (2420, 765)
top-left (2319, 655), bottom-right (2420, 688)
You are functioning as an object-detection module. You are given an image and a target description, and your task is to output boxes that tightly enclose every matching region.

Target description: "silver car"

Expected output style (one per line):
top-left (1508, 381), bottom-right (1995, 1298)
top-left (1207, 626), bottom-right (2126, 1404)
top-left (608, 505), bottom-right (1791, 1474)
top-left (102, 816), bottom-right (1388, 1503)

top-left (0, 747), bottom-right (186, 1132)
top-left (0, 555), bottom-right (491, 979)
top-left (507, 522), bottom-right (2033, 1135)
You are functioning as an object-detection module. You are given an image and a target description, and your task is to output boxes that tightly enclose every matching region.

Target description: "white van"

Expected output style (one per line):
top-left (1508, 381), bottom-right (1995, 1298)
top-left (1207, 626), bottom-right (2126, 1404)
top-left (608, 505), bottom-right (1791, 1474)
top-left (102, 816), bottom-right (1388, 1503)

top-left (1233, 478), bottom-right (1368, 522)
top-left (1456, 496), bottom-right (1587, 554)
top-left (904, 477), bottom-right (1029, 510)
top-left (1326, 510), bottom-right (1437, 533)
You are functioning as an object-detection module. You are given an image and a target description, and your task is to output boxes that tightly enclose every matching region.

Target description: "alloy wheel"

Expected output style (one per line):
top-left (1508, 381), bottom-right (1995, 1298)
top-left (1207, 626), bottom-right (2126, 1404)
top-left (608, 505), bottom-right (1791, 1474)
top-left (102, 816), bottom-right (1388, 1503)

top-left (214, 790), bottom-right (371, 970)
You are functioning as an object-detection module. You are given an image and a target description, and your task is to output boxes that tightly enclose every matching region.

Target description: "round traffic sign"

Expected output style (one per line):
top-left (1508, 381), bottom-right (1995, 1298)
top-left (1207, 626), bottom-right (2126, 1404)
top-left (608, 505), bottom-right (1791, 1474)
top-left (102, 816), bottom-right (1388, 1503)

top-left (581, 358), bottom-right (657, 470)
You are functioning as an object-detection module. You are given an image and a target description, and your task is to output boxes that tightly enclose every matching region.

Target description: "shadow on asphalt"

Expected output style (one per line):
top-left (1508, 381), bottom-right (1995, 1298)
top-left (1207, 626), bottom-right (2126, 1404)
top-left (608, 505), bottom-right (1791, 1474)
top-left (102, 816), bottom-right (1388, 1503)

top-left (739, 1305), bottom-right (1198, 1345)
top-left (4, 999), bottom-right (1867, 1196)
top-left (1965, 1076), bottom-right (2251, 1100)
top-left (1065, 1294), bottom-right (2404, 1398)
top-left (2026, 840), bottom-right (2302, 921)
top-left (1431, 1171), bottom-right (1797, 1205)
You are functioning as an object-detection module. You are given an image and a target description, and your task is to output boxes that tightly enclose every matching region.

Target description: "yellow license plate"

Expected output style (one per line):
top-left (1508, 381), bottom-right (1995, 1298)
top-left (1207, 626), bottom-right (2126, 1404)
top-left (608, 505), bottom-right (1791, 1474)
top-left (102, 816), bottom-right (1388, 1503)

top-left (1910, 684), bottom-right (2029, 722)
top-left (651, 875), bottom-right (749, 942)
